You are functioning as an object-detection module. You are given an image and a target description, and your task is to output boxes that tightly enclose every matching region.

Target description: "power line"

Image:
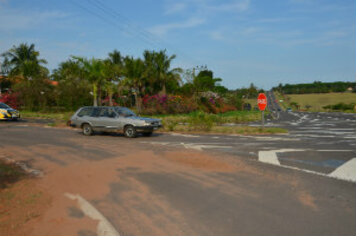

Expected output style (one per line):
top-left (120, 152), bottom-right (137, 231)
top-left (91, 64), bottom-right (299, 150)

top-left (85, 0), bottom-right (159, 47)
top-left (70, 0), bottom-right (200, 65)
top-left (70, 0), bottom-right (158, 49)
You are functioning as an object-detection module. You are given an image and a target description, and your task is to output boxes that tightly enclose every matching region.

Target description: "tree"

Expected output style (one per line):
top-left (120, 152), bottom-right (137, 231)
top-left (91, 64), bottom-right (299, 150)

top-left (73, 57), bottom-right (105, 106)
top-left (143, 50), bottom-right (182, 95)
top-left (1, 43), bottom-right (50, 110)
top-left (52, 59), bottom-right (91, 110)
top-left (193, 70), bottom-right (222, 93)
top-left (123, 56), bottom-right (146, 112)
top-left (1, 43), bottom-right (48, 80)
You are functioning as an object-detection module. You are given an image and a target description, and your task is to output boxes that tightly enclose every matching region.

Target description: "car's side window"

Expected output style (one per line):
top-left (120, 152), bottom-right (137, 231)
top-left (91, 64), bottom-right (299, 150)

top-left (108, 108), bottom-right (117, 118)
top-left (90, 108), bottom-right (101, 117)
top-left (77, 108), bottom-right (92, 117)
top-left (99, 108), bottom-right (110, 117)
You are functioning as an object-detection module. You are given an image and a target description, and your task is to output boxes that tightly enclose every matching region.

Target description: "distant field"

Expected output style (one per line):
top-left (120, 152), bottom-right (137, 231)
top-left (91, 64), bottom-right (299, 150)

top-left (284, 93), bottom-right (356, 111)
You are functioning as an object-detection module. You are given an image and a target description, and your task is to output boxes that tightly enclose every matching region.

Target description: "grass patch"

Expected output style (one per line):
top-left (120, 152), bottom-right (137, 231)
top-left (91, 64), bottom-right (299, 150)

top-left (282, 93), bottom-right (356, 112)
top-left (244, 98), bottom-right (258, 109)
top-left (20, 110), bottom-right (74, 121)
top-left (153, 110), bottom-right (262, 126)
top-left (0, 161), bottom-right (25, 189)
top-left (161, 124), bottom-right (287, 135)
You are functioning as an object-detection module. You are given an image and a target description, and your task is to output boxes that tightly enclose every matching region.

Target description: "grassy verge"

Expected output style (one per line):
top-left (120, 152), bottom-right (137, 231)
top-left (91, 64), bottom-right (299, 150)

top-left (160, 124), bottom-right (287, 135)
top-left (20, 110), bottom-right (74, 121)
top-left (152, 110), bottom-right (262, 125)
top-left (155, 111), bottom-right (287, 134)
top-left (274, 91), bottom-right (288, 110)
top-left (277, 92), bottom-right (356, 112)
top-left (19, 109), bottom-right (286, 134)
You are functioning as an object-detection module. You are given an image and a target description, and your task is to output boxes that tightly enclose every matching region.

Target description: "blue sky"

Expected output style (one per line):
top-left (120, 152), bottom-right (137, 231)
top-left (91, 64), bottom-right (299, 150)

top-left (0, 0), bottom-right (355, 89)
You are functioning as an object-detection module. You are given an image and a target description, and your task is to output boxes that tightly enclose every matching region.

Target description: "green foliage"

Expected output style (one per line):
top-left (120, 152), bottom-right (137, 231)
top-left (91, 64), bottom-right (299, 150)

top-left (234, 83), bottom-right (260, 99)
top-left (188, 111), bottom-right (214, 131)
top-left (1, 43), bottom-right (252, 114)
top-left (275, 81), bottom-right (356, 94)
top-left (323, 103), bottom-right (355, 111)
top-left (162, 118), bottom-right (179, 131)
top-left (52, 59), bottom-right (92, 110)
top-left (193, 70), bottom-right (222, 92)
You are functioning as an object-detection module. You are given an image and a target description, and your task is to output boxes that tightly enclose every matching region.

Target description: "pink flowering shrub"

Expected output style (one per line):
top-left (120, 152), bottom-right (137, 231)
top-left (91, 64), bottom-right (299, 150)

top-left (142, 94), bottom-right (198, 114)
top-left (0, 92), bottom-right (21, 109)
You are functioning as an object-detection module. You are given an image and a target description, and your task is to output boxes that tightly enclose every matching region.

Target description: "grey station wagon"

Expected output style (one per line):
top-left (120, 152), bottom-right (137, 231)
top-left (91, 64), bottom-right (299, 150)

top-left (69, 106), bottom-right (162, 138)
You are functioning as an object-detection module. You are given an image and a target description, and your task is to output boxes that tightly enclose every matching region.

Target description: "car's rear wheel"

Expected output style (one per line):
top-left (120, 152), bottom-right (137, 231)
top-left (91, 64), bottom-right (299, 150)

top-left (124, 125), bottom-right (137, 138)
top-left (82, 124), bottom-right (93, 136)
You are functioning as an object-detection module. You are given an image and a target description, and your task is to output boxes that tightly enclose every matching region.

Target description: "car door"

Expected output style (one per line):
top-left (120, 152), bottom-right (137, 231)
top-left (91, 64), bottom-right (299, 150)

top-left (96, 107), bottom-right (119, 130)
top-left (87, 107), bottom-right (101, 129)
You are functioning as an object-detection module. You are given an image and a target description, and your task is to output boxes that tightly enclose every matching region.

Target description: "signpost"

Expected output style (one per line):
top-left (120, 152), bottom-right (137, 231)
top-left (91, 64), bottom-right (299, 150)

top-left (257, 93), bottom-right (267, 128)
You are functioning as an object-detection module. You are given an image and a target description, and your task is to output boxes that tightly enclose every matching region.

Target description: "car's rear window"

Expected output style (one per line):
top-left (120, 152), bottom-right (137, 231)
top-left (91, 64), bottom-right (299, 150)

top-left (77, 107), bottom-right (92, 117)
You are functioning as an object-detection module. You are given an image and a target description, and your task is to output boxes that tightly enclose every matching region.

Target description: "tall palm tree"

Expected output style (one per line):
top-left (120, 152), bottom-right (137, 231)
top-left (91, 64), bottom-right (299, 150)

top-left (2, 43), bottom-right (48, 79)
top-left (73, 56), bottom-right (105, 106)
top-left (123, 56), bottom-right (146, 112)
top-left (102, 59), bottom-right (121, 106)
top-left (143, 50), bottom-right (182, 95)
top-left (108, 49), bottom-right (123, 66)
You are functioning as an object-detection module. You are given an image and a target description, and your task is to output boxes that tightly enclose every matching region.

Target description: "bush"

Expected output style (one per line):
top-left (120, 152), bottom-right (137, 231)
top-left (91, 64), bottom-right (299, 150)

top-left (188, 111), bottom-right (214, 131)
top-left (0, 92), bottom-right (21, 109)
top-left (323, 103), bottom-right (355, 111)
top-left (142, 94), bottom-right (198, 115)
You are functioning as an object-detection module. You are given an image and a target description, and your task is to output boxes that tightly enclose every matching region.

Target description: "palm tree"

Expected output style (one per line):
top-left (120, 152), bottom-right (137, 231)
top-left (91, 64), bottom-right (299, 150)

top-left (123, 56), bottom-right (146, 112)
top-left (108, 49), bottom-right (123, 66)
top-left (2, 43), bottom-right (48, 79)
top-left (73, 56), bottom-right (105, 106)
top-left (143, 50), bottom-right (182, 95)
top-left (102, 60), bottom-right (121, 106)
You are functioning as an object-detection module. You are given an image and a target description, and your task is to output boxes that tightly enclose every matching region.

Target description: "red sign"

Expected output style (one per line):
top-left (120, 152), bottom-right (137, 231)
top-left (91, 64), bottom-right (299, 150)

top-left (257, 93), bottom-right (267, 111)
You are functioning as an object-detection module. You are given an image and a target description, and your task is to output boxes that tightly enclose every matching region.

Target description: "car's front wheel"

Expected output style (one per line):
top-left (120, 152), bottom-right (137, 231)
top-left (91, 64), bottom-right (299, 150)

top-left (124, 125), bottom-right (137, 138)
top-left (82, 123), bottom-right (93, 136)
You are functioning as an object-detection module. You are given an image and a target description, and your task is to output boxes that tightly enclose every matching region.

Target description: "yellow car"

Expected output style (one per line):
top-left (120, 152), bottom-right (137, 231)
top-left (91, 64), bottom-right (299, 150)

top-left (0, 102), bottom-right (20, 120)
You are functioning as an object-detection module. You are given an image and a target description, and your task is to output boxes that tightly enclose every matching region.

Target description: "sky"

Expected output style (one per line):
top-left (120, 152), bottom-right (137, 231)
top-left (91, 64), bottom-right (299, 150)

top-left (0, 0), bottom-right (355, 89)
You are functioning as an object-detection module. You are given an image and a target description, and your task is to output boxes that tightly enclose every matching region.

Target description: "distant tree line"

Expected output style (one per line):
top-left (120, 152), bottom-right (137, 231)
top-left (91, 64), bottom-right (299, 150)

top-left (274, 81), bottom-right (356, 94)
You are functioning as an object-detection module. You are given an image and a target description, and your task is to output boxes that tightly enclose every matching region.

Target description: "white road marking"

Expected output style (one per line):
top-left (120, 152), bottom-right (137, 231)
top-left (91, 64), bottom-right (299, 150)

top-left (258, 149), bottom-right (304, 165)
top-left (258, 150), bottom-right (356, 183)
top-left (141, 141), bottom-right (171, 145)
top-left (317, 150), bottom-right (353, 152)
top-left (170, 133), bottom-right (200, 138)
top-left (240, 136), bottom-right (299, 141)
top-left (65, 193), bottom-right (120, 236)
top-left (181, 142), bottom-right (232, 151)
top-left (329, 158), bottom-right (356, 182)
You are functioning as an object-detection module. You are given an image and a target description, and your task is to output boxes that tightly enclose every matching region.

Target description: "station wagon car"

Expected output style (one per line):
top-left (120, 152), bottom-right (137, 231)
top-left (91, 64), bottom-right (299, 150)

top-left (69, 106), bottom-right (162, 138)
top-left (0, 102), bottom-right (20, 120)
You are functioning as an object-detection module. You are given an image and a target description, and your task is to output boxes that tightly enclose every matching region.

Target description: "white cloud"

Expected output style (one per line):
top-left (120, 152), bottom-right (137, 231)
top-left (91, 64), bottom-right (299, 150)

top-left (207, 0), bottom-right (251, 13)
top-left (164, 3), bottom-right (187, 15)
top-left (0, 7), bottom-right (68, 31)
top-left (148, 17), bottom-right (206, 37)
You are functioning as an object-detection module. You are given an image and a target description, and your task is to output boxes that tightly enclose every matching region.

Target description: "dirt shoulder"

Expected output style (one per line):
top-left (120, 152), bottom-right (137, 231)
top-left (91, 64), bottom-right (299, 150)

top-left (0, 161), bottom-right (51, 236)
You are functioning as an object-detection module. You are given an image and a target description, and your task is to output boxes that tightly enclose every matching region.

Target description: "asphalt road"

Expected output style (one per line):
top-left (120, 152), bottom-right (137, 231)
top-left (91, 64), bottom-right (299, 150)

top-left (0, 111), bottom-right (355, 235)
top-left (145, 111), bottom-right (356, 180)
